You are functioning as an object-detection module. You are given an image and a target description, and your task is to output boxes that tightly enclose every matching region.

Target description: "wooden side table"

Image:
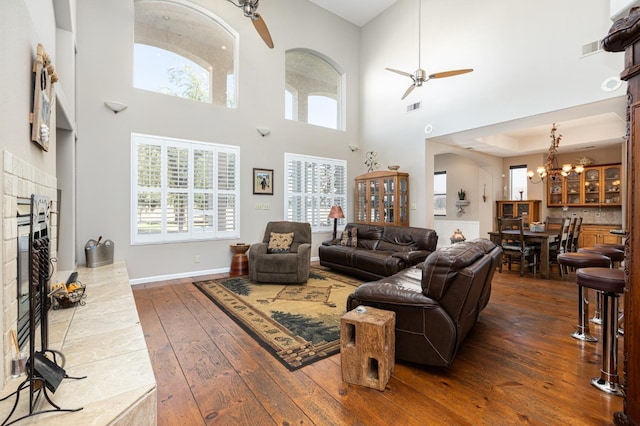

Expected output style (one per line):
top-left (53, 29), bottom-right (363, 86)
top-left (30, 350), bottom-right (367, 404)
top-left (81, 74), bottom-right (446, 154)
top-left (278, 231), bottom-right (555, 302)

top-left (340, 306), bottom-right (395, 391)
top-left (229, 244), bottom-right (250, 276)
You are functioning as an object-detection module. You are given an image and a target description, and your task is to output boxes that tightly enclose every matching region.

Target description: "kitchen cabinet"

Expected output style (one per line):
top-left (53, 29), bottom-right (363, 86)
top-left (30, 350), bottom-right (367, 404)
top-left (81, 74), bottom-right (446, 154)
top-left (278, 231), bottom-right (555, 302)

top-left (578, 224), bottom-right (622, 248)
top-left (496, 200), bottom-right (541, 229)
top-left (546, 164), bottom-right (622, 207)
top-left (355, 171), bottom-right (409, 226)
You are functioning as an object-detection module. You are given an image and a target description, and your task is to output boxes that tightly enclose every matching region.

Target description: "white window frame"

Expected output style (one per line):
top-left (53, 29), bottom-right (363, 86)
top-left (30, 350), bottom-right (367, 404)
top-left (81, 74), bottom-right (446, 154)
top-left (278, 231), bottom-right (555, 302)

top-left (284, 153), bottom-right (347, 232)
top-left (131, 133), bottom-right (240, 244)
top-left (510, 164), bottom-right (528, 200)
top-left (434, 171), bottom-right (447, 216)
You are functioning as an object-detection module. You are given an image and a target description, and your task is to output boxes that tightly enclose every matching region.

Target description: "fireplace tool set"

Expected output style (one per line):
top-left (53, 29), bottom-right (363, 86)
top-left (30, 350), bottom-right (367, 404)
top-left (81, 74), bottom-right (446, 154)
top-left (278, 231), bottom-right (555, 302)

top-left (1, 195), bottom-right (86, 425)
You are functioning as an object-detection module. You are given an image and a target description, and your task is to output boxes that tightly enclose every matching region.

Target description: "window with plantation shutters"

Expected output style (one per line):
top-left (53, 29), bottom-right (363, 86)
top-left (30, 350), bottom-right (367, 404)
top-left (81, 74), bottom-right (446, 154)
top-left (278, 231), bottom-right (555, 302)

top-left (285, 153), bottom-right (347, 232)
top-left (132, 133), bottom-right (239, 244)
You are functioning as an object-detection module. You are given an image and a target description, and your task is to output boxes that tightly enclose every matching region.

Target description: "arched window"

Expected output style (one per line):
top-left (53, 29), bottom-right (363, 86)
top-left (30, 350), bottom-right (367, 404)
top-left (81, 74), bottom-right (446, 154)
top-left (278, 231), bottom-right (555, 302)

top-left (134, 0), bottom-right (237, 107)
top-left (285, 49), bottom-right (344, 130)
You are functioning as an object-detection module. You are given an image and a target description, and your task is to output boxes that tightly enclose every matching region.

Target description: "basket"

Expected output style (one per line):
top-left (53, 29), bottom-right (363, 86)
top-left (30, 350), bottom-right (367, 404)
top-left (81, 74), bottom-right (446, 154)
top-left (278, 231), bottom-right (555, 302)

top-left (530, 223), bottom-right (545, 232)
top-left (51, 283), bottom-right (87, 309)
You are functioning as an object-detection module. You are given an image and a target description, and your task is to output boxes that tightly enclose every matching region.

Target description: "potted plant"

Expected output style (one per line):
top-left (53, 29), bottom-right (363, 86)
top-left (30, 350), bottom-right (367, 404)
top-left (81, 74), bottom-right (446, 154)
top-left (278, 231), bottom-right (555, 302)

top-left (458, 189), bottom-right (466, 200)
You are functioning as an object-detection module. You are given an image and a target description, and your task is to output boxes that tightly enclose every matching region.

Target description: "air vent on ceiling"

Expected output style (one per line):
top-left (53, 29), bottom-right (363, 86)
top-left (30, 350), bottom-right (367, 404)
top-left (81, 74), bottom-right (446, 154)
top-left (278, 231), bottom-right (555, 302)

top-left (581, 40), bottom-right (603, 57)
top-left (406, 101), bottom-right (421, 113)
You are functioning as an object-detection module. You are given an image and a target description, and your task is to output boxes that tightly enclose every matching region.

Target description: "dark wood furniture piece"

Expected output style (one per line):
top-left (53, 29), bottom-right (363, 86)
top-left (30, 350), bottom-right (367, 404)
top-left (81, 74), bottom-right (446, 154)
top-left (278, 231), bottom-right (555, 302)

top-left (497, 217), bottom-right (539, 277)
top-left (603, 10), bottom-right (640, 424)
top-left (496, 200), bottom-right (541, 229)
top-left (355, 171), bottom-right (409, 226)
top-left (488, 228), bottom-right (558, 279)
top-left (229, 244), bottom-right (250, 276)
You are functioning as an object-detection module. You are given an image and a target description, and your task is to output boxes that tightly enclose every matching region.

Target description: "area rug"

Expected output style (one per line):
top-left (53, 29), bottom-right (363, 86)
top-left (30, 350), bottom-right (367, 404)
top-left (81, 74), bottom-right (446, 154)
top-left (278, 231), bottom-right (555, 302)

top-left (194, 267), bottom-right (363, 370)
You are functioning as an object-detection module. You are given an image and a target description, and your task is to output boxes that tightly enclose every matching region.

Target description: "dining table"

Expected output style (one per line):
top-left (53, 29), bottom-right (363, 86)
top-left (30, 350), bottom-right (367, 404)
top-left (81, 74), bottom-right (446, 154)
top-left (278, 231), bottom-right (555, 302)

top-left (488, 229), bottom-right (559, 279)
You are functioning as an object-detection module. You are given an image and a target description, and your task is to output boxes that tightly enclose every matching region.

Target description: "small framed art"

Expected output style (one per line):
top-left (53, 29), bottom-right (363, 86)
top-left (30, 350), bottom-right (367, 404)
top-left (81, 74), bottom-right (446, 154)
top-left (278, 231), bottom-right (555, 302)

top-left (253, 168), bottom-right (274, 195)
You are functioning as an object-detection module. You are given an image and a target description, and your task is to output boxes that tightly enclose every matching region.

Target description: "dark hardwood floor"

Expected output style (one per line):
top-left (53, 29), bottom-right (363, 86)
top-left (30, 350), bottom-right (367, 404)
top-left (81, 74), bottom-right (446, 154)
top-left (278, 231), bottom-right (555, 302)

top-left (132, 264), bottom-right (624, 425)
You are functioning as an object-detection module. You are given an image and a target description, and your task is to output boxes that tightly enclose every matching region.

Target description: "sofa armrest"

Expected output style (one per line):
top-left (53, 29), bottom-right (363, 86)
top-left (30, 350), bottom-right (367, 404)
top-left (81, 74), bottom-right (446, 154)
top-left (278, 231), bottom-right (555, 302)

top-left (322, 238), bottom-right (339, 246)
top-left (392, 250), bottom-right (431, 265)
top-left (249, 242), bottom-right (268, 257)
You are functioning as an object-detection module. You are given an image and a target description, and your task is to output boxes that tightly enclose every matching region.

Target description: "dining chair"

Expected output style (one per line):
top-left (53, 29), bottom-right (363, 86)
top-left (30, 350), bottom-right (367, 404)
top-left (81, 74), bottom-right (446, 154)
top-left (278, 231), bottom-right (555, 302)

top-left (497, 217), bottom-right (540, 276)
top-left (571, 217), bottom-right (583, 252)
top-left (549, 217), bottom-right (571, 276)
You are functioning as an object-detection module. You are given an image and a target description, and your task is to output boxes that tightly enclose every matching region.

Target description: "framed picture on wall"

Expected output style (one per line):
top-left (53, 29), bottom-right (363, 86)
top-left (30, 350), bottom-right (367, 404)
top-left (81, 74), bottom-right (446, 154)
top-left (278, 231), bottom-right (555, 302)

top-left (253, 168), bottom-right (274, 195)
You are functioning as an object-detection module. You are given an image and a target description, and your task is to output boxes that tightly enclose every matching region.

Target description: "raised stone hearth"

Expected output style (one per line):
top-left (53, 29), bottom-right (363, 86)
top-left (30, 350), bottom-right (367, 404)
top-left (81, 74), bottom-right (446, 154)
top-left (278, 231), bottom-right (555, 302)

top-left (0, 262), bottom-right (157, 425)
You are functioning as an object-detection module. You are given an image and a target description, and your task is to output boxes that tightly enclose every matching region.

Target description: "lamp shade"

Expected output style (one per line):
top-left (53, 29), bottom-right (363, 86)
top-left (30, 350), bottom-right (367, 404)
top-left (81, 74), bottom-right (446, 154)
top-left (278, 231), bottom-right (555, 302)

top-left (328, 205), bottom-right (344, 219)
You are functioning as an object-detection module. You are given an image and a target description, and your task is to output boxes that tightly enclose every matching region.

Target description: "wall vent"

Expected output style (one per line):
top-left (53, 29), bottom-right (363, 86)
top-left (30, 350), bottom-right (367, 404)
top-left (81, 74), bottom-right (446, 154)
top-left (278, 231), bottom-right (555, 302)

top-left (581, 40), bottom-right (603, 57)
top-left (406, 101), bottom-right (421, 112)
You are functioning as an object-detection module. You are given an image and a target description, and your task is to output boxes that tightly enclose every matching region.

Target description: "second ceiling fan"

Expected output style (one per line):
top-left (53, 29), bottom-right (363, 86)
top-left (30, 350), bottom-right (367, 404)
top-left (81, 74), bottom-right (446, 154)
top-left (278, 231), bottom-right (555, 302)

top-left (386, 0), bottom-right (473, 100)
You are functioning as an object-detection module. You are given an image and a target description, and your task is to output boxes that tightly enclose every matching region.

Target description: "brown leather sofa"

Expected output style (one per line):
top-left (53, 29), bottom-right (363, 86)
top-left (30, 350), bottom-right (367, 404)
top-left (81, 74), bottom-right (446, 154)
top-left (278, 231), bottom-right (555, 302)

top-left (346, 238), bottom-right (502, 367)
top-left (319, 223), bottom-right (438, 280)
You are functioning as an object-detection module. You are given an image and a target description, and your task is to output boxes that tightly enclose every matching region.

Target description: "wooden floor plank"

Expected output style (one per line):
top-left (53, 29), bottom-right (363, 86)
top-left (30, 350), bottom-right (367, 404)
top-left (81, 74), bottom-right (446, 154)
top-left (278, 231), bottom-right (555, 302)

top-left (134, 286), bottom-right (204, 426)
top-left (133, 266), bottom-right (623, 425)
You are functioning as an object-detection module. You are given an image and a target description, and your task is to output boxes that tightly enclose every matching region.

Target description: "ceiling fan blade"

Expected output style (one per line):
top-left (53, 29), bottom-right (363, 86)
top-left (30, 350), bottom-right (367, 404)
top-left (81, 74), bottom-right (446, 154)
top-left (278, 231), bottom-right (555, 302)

top-left (251, 13), bottom-right (274, 48)
top-left (386, 68), bottom-right (414, 78)
top-left (428, 68), bottom-right (474, 79)
top-left (401, 84), bottom-right (416, 100)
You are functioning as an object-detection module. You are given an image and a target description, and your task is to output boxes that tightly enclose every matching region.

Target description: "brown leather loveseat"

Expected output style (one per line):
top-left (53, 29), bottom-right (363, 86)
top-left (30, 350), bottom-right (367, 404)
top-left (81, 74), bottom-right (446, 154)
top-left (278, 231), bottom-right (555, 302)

top-left (346, 238), bottom-right (502, 367)
top-left (319, 223), bottom-right (438, 280)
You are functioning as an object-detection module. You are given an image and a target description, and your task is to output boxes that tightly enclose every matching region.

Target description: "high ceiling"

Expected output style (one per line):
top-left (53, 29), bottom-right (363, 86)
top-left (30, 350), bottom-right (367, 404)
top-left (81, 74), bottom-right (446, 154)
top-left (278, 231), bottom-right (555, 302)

top-left (308, 0), bottom-right (627, 157)
top-left (308, 0), bottom-right (398, 27)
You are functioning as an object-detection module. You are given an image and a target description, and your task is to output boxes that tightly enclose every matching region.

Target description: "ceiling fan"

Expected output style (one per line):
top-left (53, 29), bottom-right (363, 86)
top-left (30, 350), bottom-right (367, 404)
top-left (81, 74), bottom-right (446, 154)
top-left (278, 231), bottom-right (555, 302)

top-left (227, 0), bottom-right (274, 49)
top-left (386, 0), bottom-right (472, 100)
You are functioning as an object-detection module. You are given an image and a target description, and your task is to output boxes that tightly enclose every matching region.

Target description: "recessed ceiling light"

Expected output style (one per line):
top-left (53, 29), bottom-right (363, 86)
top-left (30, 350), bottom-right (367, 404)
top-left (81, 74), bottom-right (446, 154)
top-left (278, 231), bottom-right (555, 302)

top-left (601, 76), bottom-right (622, 92)
top-left (424, 124), bottom-right (433, 134)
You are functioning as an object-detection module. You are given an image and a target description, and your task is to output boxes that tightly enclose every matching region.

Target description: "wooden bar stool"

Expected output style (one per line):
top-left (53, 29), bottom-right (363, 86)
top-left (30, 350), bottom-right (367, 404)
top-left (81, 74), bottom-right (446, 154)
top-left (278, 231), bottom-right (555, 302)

top-left (557, 252), bottom-right (611, 342)
top-left (576, 267), bottom-right (625, 396)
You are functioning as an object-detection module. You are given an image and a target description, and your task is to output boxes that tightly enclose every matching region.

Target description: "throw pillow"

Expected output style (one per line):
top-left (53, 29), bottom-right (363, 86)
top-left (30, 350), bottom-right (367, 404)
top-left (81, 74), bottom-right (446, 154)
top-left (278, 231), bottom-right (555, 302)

top-left (340, 228), bottom-right (358, 247)
top-left (267, 232), bottom-right (294, 253)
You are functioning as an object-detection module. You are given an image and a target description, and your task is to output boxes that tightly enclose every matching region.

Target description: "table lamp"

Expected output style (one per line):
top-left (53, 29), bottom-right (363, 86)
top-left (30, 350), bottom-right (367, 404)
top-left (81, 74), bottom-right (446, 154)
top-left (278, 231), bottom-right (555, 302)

top-left (328, 205), bottom-right (345, 239)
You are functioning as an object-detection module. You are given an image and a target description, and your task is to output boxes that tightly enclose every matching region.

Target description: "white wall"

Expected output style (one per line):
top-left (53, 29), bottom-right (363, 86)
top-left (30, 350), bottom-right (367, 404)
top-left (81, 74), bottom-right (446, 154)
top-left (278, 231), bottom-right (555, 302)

top-left (76, 0), bottom-right (363, 280)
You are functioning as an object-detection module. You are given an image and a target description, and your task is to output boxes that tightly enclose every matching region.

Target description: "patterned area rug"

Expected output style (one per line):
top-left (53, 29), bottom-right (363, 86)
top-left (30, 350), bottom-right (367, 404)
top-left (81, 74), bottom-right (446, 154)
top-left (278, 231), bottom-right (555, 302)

top-left (194, 267), bottom-right (362, 370)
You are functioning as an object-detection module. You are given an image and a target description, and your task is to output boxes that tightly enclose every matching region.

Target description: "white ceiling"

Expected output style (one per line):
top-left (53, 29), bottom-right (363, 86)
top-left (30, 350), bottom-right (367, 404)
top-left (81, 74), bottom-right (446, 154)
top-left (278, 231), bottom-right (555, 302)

top-left (308, 0), bottom-right (398, 27)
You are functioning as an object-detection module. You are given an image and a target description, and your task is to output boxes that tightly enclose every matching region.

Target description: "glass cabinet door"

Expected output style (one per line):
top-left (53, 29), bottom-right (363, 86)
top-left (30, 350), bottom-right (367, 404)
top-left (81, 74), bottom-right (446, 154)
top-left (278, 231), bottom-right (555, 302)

top-left (603, 166), bottom-right (622, 205)
top-left (356, 181), bottom-right (367, 222)
top-left (383, 177), bottom-right (395, 223)
top-left (502, 202), bottom-right (514, 217)
top-left (399, 177), bottom-right (408, 224)
top-left (584, 168), bottom-right (601, 204)
top-left (547, 176), bottom-right (564, 206)
top-left (369, 179), bottom-right (380, 223)
top-left (565, 170), bottom-right (581, 205)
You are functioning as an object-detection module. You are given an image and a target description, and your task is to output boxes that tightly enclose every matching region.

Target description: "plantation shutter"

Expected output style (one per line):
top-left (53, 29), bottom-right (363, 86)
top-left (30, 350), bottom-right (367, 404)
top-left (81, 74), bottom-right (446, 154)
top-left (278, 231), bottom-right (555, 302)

top-left (285, 153), bottom-right (347, 232)
top-left (132, 134), bottom-right (239, 243)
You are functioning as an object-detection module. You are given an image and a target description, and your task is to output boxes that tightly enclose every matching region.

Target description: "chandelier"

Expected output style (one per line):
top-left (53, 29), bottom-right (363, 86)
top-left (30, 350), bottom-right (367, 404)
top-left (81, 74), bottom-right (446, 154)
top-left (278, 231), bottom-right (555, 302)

top-left (527, 123), bottom-right (584, 184)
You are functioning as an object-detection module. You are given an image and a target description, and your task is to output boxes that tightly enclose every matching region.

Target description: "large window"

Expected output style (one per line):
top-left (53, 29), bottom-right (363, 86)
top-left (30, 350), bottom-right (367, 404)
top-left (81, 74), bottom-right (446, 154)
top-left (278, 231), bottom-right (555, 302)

top-left (134, 0), bottom-right (237, 107)
top-left (434, 171), bottom-right (447, 216)
top-left (285, 49), bottom-right (343, 130)
top-left (132, 133), bottom-right (239, 244)
top-left (510, 165), bottom-right (528, 200)
top-left (285, 153), bottom-right (347, 232)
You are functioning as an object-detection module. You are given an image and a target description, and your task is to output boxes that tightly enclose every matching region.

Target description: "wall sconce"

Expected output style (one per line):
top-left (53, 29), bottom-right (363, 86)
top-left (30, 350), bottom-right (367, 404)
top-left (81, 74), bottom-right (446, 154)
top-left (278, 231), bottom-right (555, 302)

top-left (348, 144), bottom-right (359, 152)
top-left (104, 100), bottom-right (128, 114)
top-left (256, 127), bottom-right (271, 137)
top-left (328, 205), bottom-right (345, 239)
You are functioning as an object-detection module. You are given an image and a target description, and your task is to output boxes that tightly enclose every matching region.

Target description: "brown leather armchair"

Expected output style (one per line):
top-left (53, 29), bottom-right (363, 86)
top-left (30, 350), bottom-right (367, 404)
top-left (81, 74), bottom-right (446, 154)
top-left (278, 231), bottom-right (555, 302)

top-left (346, 239), bottom-right (502, 367)
top-left (248, 221), bottom-right (312, 283)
